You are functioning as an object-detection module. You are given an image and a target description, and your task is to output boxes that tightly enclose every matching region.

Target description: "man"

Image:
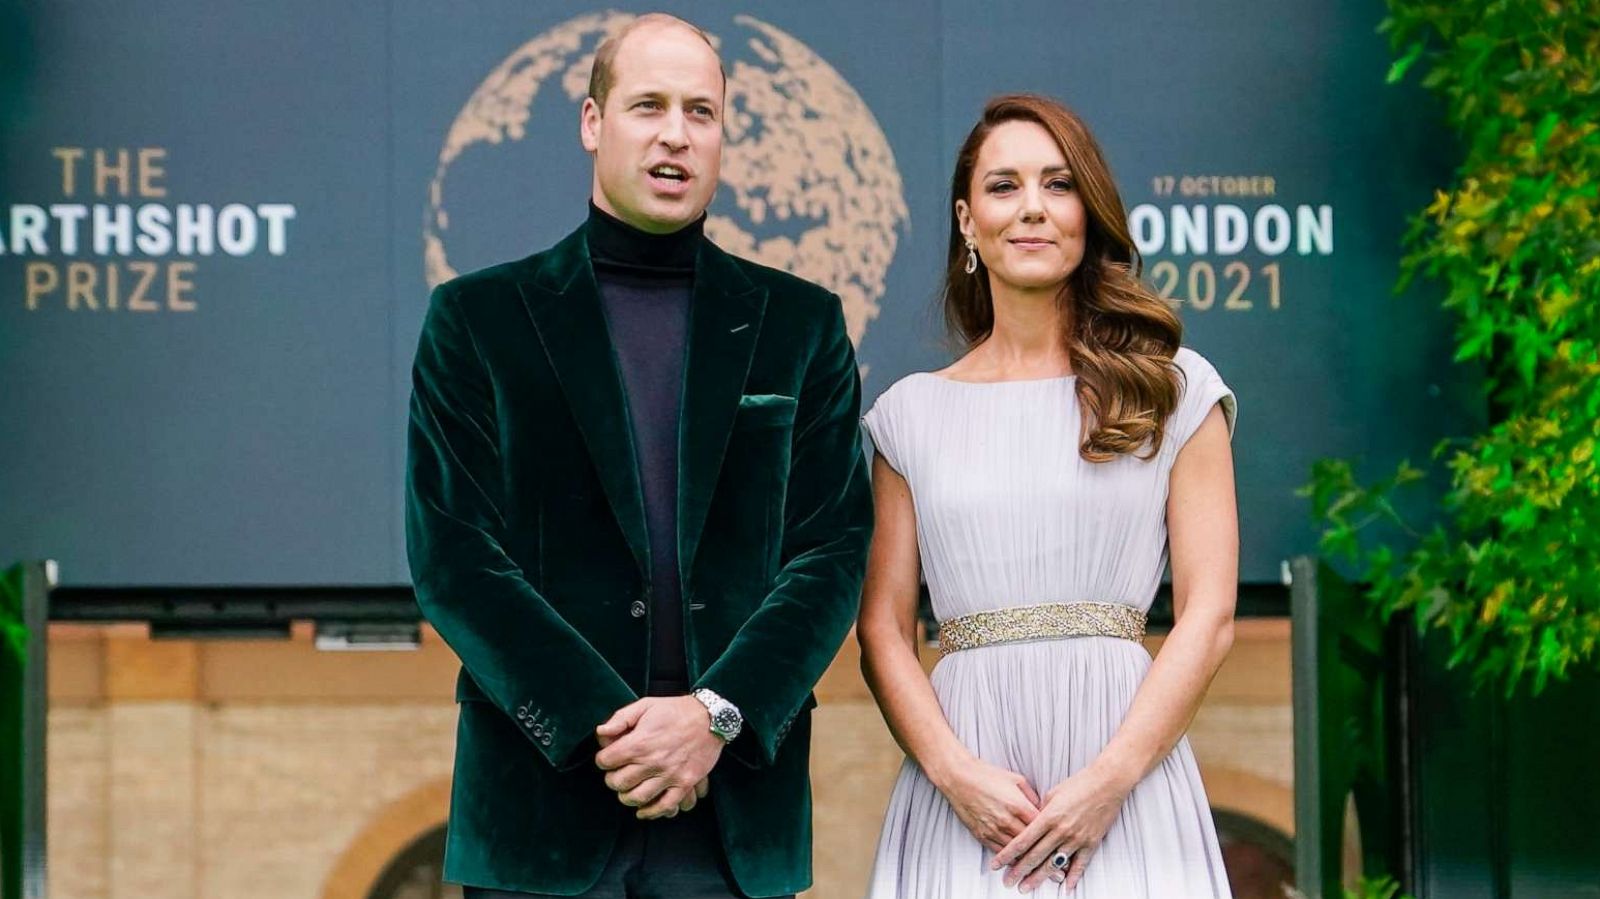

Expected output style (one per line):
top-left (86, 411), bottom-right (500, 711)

top-left (405, 13), bottom-right (873, 898)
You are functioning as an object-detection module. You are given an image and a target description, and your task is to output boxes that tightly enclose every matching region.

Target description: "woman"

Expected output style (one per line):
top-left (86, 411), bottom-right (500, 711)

top-left (859, 94), bottom-right (1238, 898)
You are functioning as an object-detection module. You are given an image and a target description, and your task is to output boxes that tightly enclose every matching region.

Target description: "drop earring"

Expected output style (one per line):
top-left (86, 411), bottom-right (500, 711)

top-left (964, 240), bottom-right (978, 274)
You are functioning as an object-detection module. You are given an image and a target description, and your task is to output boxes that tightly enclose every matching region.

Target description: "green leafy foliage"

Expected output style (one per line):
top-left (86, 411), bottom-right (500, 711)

top-left (1345, 876), bottom-right (1416, 899)
top-left (0, 566), bottom-right (25, 664)
top-left (1285, 875), bottom-right (1417, 899)
top-left (1306, 0), bottom-right (1600, 695)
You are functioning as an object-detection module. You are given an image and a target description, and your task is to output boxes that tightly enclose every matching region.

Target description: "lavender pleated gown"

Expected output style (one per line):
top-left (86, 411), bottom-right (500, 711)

top-left (861, 348), bottom-right (1237, 899)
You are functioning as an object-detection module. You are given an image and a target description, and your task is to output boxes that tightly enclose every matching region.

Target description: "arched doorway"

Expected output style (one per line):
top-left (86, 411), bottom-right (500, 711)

top-left (319, 778), bottom-right (454, 899)
top-left (1215, 808), bottom-right (1296, 899)
top-left (365, 825), bottom-right (462, 899)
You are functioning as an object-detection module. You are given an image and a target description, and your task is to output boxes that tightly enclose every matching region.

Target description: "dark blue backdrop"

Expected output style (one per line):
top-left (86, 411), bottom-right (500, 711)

top-left (0, 1), bottom-right (1473, 586)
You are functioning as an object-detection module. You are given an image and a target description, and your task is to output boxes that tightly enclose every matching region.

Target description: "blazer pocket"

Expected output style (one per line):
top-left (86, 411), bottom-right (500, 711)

top-left (735, 393), bottom-right (798, 428)
top-left (455, 671), bottom-right (492, 704)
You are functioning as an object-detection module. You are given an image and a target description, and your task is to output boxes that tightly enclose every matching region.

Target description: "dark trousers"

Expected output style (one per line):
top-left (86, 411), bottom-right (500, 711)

top-left (461, 808), bottom-right (790, 899)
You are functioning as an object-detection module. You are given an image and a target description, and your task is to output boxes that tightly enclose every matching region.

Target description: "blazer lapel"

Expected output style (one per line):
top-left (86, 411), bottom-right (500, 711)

top-left (517, 227), bottom-right (649, 580)
top-left (677, 242), bottom-right (768, 588)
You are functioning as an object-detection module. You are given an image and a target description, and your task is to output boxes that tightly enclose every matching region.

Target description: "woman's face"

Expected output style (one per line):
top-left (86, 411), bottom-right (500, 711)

top-left (957, 120), bottom-right (1087, 294)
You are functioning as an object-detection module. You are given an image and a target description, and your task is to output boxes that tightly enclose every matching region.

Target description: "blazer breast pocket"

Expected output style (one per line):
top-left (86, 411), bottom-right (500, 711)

top-left (734, 393), bottom-right (798, 429)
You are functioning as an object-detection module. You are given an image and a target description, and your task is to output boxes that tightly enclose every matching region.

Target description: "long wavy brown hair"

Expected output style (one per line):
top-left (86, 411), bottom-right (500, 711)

top-left (943, 94), bottom-right (1184, 462)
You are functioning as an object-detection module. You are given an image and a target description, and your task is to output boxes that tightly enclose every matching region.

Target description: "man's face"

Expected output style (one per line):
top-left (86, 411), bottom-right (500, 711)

top-left (580, 24), bottom-right (724, 234)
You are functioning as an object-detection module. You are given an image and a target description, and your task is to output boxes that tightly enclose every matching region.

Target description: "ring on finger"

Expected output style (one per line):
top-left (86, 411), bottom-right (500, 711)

top-left (1050, 850), bottom-right (1072, 870)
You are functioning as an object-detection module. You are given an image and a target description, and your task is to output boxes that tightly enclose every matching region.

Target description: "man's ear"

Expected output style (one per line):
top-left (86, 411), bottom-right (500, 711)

top-left (580, 97), bottom-right (602, 153)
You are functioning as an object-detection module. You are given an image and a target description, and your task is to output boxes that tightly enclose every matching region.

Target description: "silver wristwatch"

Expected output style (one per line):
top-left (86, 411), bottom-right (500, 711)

top-left (692, 688), bottom-right (743, 743)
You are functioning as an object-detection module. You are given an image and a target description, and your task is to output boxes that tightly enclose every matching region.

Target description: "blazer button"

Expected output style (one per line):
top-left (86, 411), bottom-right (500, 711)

top-left (629, 600), bottom-right (647, 618)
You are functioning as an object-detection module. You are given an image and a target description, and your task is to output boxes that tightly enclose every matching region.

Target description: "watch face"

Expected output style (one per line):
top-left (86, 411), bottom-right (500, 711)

top-left (713, 707), bottom-right (741, 734)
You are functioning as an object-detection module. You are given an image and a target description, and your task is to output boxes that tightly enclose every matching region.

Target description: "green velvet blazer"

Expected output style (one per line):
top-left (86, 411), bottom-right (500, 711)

top-left (405, 224), bottom-right (874, 897)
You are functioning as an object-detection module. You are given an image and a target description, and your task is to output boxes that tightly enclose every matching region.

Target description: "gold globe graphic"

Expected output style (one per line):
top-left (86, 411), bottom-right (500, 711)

top-left (424, 11), bottom-right (908, 347)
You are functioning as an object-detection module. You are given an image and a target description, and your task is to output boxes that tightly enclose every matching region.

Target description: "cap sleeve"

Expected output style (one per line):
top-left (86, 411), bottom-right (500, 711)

top-left (1169, 347), bottom-right (1237, 452)
top-left (861, 384), bottom-right (907, 477)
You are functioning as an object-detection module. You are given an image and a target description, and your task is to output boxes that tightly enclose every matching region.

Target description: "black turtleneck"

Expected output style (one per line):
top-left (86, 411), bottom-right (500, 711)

top-left (587, 202), bottom-right (700, 695)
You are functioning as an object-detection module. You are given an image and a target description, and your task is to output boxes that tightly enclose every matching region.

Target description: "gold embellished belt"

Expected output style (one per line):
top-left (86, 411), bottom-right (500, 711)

top-left (937, 602), bottom-right (1148, 655)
